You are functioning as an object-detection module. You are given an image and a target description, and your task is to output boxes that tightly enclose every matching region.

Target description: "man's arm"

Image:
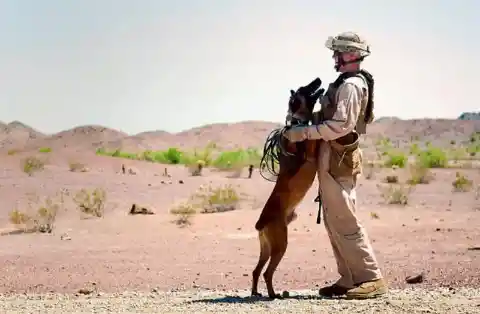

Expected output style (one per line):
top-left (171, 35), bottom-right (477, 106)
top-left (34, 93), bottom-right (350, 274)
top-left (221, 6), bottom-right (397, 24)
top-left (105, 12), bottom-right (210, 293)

top-left (305, 82), bottom-right (362, 141)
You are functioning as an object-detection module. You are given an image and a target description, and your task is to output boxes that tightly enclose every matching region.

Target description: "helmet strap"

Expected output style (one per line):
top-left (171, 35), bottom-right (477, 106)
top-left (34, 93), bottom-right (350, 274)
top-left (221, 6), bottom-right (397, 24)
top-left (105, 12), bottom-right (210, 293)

top-left (334, 54), bottom-right (364, 71)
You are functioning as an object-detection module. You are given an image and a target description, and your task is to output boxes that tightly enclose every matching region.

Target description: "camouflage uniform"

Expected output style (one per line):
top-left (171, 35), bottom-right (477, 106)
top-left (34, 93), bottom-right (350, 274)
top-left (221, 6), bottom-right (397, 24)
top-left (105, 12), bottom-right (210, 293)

top-left (283, 32), bottom-right (388, 299)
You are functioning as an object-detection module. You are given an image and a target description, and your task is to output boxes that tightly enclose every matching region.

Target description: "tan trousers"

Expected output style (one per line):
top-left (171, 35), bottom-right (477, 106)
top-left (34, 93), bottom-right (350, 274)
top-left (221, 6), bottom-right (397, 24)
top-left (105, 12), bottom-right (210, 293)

top-left (317, 140), bottom-right (382, 288)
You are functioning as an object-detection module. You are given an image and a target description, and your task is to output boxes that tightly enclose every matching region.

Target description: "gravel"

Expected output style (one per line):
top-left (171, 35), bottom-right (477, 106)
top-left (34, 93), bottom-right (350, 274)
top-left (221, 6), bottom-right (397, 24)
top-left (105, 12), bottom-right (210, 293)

top-left (0, 288), bottom-right (479, 314)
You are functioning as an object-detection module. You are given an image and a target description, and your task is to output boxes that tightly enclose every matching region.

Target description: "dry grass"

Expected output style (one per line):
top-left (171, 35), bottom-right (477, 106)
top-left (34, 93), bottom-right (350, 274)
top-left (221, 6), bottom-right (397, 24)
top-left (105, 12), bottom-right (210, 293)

top-left (170, 203), bottom-right (196, 227)
top-left (406, 162), bottom-right (434, 185)
top-left (379, 183), bottom-right (412, 205)
top-left (169, 184), bottom-right (243, 227)
top-left (188, 160), bottom-right (205, 176)
top-left (22, 156), bottom-right (45, 176)
top-left (194, 184), bottom-right (241, 213)
top-left (69, 161), bottom-right (89, 172)
top-left (8, 191), bottom-right (67, 233)
top-left (72, 188), bottom-right (107, 218)
top-left (452, 172), bottom-right (473, 192)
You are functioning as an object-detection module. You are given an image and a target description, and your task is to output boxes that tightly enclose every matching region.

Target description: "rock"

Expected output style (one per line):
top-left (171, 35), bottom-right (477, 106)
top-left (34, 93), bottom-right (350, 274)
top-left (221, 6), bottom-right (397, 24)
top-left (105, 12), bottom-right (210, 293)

top-left (129, 204), bottom-right (155, 215)
top-left (77, 288), bottom-right (93, 295)
top-left (60, 233), bottom-right (71, 241)
top-left (406, 272), bottom-right (424, 284)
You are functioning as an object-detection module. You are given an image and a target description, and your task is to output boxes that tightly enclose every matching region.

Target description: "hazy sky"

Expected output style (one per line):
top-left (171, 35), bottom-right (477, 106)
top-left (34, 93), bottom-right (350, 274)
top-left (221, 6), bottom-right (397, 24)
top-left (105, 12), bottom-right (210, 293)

top-left (0, 0), bottom-right (478, 135)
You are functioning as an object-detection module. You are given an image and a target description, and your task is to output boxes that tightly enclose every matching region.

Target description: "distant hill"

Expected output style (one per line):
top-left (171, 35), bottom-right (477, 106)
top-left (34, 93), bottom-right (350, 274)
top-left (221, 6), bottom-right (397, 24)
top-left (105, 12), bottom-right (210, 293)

top-left (0, 117), bottom-right (479, 153)
top-left (458, 112), bottom-right (480, 120)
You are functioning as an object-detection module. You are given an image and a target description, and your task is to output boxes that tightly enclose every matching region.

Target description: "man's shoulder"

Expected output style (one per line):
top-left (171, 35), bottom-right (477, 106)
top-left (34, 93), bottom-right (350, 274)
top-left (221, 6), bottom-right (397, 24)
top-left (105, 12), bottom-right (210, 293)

top-left (343, 74), bottom-right (367, 90)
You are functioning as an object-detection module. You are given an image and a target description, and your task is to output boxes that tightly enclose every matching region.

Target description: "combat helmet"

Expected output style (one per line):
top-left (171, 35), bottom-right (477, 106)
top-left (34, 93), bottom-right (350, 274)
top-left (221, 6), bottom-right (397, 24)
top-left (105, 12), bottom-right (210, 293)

top-left (325, 31), bottom-right (371, 57)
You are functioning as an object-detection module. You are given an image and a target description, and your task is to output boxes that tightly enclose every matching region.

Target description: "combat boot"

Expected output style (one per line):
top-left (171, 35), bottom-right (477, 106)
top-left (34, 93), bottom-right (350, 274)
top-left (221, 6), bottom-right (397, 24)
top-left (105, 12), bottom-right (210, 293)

top-left (345, 278), bottom-right (388, 299)
top-left (318, 284), bottom-right (350, 297)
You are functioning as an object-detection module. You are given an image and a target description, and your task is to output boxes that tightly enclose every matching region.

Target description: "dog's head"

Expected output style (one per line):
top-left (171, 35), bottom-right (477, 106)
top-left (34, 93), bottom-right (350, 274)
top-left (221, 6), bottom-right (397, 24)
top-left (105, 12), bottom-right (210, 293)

top-left (287, 78), bottom-right (324, 125)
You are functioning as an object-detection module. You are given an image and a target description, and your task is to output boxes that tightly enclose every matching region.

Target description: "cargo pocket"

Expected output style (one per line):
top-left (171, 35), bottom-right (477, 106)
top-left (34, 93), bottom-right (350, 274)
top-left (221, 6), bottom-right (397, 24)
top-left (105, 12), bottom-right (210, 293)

top-left (328, 132), bottom-right (362, 178)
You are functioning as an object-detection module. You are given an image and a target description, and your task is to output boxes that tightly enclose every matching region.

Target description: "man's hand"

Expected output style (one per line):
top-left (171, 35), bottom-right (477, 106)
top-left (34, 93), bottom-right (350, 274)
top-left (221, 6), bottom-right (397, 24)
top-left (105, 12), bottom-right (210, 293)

top-left (283, 125), bottom-right (309, 142)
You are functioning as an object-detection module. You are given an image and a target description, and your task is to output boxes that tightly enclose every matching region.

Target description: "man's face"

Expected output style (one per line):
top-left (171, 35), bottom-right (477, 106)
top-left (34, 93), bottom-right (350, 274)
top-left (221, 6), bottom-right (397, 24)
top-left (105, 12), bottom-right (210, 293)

top-left (332, 51), bottom-right (359, 72)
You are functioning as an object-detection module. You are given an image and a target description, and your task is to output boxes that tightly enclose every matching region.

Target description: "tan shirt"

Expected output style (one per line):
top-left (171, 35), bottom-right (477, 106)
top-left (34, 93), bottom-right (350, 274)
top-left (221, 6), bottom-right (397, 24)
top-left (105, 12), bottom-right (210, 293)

top-left (305, 76), bottom-right (367, 141)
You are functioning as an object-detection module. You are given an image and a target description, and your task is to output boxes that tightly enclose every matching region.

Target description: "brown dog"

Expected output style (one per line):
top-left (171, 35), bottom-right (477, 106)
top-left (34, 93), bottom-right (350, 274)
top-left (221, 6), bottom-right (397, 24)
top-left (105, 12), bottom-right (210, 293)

top-left (251, 79), bottom-right (323, 299)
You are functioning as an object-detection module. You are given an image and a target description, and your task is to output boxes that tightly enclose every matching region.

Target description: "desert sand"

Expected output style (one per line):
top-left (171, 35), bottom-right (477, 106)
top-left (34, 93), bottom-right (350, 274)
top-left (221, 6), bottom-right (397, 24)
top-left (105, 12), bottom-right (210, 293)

top-left (0, 118), bottom-right (479, 313)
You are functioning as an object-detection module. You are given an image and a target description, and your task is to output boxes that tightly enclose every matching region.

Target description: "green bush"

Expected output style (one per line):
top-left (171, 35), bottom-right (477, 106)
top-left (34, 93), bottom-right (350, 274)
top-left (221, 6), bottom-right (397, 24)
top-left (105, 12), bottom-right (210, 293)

top-left (96, 148), bottom-right (138, 160)
top-left (409, 143), bottom-right (420, 155)
top-left (212, 148), bottom-right (261, 170)
top-left (417, 147), bottom-right (448, 168)
top-left (384, 150), bottom-right (407, 168)
top-left (38, 147), bottom-right (52, 153)
top-left (95, 144), bottom-right (262, 169)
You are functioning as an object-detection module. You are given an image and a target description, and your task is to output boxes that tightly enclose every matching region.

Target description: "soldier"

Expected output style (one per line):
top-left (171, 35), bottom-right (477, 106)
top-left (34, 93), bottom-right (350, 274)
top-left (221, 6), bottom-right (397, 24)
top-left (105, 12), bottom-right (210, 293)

top-left (283, 31), bottom-right (387, 299)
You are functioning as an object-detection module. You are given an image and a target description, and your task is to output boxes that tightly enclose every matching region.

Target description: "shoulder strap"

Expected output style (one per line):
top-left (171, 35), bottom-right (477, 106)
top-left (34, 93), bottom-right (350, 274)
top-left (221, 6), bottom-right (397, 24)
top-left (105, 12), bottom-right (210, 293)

top-left (357, 69), bottom-right (375, 124)
top-left (333, 70), bottom-right (375, 124)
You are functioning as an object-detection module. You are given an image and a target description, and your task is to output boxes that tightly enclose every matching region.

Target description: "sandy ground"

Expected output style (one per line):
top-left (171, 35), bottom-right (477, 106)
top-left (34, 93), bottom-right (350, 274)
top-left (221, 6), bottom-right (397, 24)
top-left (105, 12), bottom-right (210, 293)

top-left (0, 119), bottom-right (479, 312)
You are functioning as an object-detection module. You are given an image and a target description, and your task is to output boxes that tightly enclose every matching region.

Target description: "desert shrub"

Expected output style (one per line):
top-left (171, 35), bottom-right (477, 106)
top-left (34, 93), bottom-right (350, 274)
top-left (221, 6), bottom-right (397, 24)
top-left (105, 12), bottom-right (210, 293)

top-left (72, 188), bottom-right (107, 218)
top-left (170, 203), bottom-right (196, 227)
top-left (171, 184), bottom-right (242, 216)
top-left (384, 150), bottom-right (407, 168)
top-left (379, 184), bottom-right (411, 205)
top-left (142, 148), bottom-right (188, 164)
top-left (168, 184), bottom-right (242, 227)
top-left (7, 149), bottom-right (17, 155)
top-left (69, 161), bottom-right (88, 172)
top-left (8, 192), bottom-right (65, 233)
top-left (22, 156), bottom-right (45, 176)
top-left (406, 161), bottom-right (433, 185)
top-left (94, 143), bottom-right (264, 174)
top-left (417, 147), bottom-right (448, 168)
top-left (194, 184), bottom-right (241, 213)
top-left (96, 148), bottom-right (138, 160)
top-left (409, 143), bottom-right (421, 155)
top-left (470, 131), bottom-right (480, 143)
top-left (449, 147), bottom-right (468, 161)
top-left (452, 172), bottom-right (473, 192)
top-left (467, 143), bottom-right (479, 157)
top-left (376, 137), bottom-right (391, 147)
top-left (181, 143), bottom-right (216, 166)
top-left (160, 147), bottom-right (183, 164)
top-left (38, 147), bottom-right (52, 153)
top-left (95, 147), bottom-right (108, 155)
top-left (212, 148), bottom-right (262, 170)
top-left (188, 160), bottom-right (205, 176)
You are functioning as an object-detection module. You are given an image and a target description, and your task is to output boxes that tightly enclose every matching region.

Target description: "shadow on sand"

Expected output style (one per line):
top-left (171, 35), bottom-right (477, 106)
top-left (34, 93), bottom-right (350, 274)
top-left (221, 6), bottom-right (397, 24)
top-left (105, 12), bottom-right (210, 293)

top-left (188, 293), bottom-right (329, 305)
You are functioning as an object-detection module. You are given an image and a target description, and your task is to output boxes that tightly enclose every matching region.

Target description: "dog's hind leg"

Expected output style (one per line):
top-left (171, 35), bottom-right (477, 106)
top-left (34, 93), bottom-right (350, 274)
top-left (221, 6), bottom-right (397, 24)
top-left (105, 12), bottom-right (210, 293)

top-left (263, 223), bottom-right (288, 299)
top-left (251, 231), bottom-right (270, 297)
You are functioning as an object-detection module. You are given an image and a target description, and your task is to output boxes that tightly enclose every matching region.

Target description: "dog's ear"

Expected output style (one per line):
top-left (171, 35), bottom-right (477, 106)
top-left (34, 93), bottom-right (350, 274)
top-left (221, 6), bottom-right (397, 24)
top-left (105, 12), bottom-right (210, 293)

top-left (290, 89), bottom-right (295, 96)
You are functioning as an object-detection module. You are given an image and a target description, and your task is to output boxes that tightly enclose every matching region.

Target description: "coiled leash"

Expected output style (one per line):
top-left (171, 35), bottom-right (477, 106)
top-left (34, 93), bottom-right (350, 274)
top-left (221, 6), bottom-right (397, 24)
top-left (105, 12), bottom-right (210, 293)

top-left (259, 126), bottom-right (296, 182)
